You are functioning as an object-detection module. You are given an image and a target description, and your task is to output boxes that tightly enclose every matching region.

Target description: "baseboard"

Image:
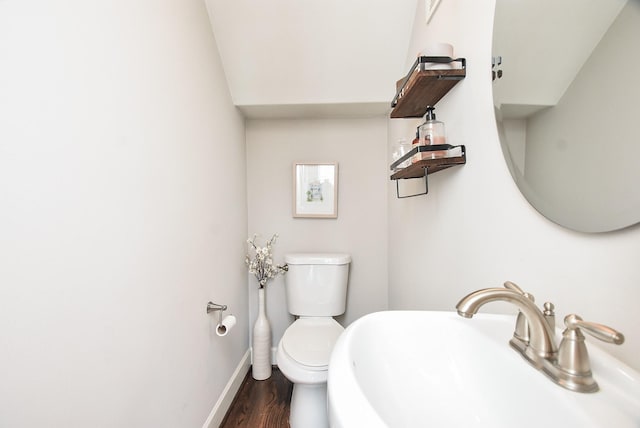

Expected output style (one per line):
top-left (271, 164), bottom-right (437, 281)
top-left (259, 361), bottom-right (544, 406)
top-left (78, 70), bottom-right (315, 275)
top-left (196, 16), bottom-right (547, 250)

top-left (202, 349), bottom-right (251, 428)
top-left (250, 346), bottom-right (279, 366)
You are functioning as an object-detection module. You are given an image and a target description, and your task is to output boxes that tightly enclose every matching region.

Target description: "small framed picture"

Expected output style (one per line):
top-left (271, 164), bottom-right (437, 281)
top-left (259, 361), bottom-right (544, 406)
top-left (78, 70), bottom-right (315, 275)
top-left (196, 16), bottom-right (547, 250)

top-left (293, 162), bottom-right (338, 218)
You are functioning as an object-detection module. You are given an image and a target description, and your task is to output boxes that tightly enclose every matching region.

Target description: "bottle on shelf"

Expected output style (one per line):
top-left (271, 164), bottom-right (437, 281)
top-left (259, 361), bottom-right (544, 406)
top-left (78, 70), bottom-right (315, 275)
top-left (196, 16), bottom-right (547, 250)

top-left (391, 138), bottom-right (412, 171)
top-left (416, 106), bottom-right (447, 160)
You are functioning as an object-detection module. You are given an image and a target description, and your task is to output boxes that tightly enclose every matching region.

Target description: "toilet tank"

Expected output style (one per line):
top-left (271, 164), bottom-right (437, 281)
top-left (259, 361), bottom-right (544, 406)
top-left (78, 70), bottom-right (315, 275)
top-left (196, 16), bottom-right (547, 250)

top-left (284, 253), bottom-right (351, 316)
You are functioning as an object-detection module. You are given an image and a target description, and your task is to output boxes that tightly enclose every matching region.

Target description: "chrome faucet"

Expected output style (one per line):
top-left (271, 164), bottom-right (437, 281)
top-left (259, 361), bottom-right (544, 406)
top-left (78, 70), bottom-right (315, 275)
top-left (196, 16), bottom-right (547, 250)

top-left (456, 284), bottom-right (557, 361)
top-left (455, 282), bottom-right (625, 393)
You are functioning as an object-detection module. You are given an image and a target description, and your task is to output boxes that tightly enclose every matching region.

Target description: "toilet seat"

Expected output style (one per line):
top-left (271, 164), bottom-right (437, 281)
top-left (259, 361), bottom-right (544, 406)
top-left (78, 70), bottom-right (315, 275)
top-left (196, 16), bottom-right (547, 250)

top-left (281, 318), bottom-right (344, 369)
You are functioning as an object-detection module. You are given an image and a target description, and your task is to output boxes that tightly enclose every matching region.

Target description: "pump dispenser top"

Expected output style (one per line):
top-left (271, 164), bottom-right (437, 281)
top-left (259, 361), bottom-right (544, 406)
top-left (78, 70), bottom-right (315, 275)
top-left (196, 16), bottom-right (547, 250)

top-left (425, 106), bottom-right (437, 122)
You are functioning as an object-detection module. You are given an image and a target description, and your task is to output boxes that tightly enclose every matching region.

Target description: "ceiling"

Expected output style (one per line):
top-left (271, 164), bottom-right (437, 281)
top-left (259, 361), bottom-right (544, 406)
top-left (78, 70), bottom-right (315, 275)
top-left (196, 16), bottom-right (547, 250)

top-left (205, 0), bottom-right (418, 118)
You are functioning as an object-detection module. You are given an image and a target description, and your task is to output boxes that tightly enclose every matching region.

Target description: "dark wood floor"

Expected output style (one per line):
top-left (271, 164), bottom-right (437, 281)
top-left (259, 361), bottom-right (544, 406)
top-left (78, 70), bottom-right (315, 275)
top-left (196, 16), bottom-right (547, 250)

top-left (220, 367), bottom-right (293, 428)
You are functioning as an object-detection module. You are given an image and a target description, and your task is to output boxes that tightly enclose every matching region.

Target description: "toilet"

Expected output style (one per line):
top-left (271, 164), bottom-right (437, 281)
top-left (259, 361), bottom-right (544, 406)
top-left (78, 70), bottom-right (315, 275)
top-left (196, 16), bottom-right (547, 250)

top-left (276, 253), bottom-right (351, 428)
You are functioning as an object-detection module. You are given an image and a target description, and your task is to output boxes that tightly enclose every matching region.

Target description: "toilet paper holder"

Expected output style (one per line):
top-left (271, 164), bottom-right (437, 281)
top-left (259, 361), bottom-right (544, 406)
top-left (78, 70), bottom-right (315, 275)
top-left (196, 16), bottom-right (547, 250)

top-left (206, 301), bottom-right (227, 325)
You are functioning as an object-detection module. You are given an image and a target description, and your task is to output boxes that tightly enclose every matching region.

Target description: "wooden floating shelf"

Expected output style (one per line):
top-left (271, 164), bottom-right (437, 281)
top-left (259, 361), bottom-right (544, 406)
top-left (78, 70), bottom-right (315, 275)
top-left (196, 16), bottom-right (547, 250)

top-left (390, 69), bottom-right (466, 118)
top-left (388, 57), bottom-right (467, 197)
top-left (390, 145), bottom-right (466, 180)
top-left (390, 154), bottom-right (466, 180)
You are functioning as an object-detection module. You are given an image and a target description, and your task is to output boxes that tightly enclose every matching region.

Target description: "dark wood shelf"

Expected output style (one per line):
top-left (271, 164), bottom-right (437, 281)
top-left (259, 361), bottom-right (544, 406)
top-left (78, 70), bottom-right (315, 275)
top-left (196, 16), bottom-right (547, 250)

top-left (388, 57), bottom-right (467, 196)
top-left (390, 145), bottom-right (466, 180)
top-left (390, 154), bottom-right (466, 180)
top-left (390, 69), bottom-right (466, 118)
top-left (390, 57), bottom-right (466, 119)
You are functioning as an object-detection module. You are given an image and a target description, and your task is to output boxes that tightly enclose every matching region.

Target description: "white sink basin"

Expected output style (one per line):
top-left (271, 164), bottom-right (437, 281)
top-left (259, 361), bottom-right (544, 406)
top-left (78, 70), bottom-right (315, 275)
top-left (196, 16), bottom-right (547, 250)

top-left (327, 311), bottom-right (640, 428)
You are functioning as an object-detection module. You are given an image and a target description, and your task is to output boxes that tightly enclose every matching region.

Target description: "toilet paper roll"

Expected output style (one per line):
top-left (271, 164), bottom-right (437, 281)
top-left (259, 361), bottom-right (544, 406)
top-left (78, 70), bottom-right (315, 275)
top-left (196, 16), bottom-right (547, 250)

top-left (216, 315), bottom-right (236, 337)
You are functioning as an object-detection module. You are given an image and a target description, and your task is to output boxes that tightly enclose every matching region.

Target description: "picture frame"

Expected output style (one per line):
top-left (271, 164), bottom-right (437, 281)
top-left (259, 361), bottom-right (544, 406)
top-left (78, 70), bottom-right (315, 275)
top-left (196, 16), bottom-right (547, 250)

top-left (293, 162), bottom-right (338, 218)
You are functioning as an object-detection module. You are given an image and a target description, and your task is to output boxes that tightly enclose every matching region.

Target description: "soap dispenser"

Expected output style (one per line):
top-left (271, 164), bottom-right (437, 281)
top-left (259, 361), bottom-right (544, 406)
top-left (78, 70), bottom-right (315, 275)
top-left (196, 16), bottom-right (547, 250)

top-left (417, 106), bottom-right (447, 159)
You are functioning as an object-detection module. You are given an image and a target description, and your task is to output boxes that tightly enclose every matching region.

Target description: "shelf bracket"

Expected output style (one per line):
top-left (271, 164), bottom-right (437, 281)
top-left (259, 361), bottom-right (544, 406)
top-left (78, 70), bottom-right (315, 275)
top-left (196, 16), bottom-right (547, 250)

top-left (395, 172), bottom-right (429, 198)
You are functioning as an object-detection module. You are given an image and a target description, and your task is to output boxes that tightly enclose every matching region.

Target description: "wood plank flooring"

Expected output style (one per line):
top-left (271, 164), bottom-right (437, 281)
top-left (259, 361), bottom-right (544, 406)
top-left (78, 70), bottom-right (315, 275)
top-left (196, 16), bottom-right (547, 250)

top-left (220, 367), bottom-right (293, 428)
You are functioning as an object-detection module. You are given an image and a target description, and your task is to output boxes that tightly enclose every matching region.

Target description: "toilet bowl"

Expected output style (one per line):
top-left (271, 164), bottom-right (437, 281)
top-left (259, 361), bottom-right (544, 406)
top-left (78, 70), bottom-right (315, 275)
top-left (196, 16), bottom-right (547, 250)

top-left (277, 318), bottom-right (344, 428)
top-left (276, 253), bottom-right (351, 428)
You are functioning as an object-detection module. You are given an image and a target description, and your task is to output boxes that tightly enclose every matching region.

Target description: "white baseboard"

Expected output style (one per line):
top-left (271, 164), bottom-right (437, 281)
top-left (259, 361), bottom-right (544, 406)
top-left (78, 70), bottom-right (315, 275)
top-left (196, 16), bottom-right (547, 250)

top-left (202, 349), bottom-right (251, 428)
top-left (250, 346), bottom-right (279, 367)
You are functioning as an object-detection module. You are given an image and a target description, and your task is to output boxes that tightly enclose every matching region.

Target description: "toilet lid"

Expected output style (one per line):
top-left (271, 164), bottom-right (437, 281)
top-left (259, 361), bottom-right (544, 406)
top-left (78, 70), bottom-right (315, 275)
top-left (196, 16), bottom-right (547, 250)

top-left (281, 318), bottom-right (344, 367)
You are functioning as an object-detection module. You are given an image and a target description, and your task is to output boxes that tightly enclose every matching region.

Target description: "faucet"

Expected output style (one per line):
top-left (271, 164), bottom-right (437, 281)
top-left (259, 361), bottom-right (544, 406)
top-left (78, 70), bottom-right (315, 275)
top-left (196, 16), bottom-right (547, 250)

top-left (456, 282), bottom-right (625, 393)
top-left (456, 285), bottom-right (557, 362)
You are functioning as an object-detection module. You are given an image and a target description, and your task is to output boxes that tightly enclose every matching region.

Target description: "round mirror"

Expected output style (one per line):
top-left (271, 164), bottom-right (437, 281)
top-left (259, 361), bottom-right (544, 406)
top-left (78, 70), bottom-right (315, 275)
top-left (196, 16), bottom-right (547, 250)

top-left (492, 0), bottom-right (640, 233)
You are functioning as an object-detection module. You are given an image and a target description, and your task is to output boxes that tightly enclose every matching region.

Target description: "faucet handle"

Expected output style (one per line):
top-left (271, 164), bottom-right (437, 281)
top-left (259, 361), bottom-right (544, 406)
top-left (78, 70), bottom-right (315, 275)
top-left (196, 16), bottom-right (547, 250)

top-left (563, 314), bottom-right (625, 345)
top-left (503, 281), bottom-right (525, 294)
top-left (557, 314), bottom-right (624, 386)
top-left (503, 281), bottom-right (536, 301)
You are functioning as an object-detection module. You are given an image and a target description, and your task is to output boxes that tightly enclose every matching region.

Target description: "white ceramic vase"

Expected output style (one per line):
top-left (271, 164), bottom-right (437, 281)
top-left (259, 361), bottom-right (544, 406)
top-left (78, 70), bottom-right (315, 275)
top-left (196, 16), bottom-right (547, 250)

top-left (252, 287), bottom-right (272, 380)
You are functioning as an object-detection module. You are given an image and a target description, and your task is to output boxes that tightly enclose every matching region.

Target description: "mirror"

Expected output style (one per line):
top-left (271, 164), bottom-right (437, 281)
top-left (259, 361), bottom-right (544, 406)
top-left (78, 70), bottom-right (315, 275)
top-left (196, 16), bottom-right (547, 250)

top-left (492, 0), bottom-right (640, 233)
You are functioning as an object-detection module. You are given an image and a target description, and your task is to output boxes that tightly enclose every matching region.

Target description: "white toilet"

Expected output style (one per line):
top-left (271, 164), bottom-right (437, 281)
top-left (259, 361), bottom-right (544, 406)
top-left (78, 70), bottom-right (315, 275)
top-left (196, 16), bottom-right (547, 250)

top-left (276, 253), bottom-right (351, 428)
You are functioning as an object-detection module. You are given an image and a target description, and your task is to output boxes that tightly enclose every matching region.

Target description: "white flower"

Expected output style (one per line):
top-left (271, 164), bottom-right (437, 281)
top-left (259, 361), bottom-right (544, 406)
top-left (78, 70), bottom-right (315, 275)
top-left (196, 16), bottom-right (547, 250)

top-left (245, 234), bottom-right (288, 288)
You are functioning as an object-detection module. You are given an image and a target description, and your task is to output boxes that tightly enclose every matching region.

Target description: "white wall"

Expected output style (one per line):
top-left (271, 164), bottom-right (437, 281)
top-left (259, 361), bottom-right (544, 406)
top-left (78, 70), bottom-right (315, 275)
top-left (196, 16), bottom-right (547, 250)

top-left (388, 0), bottom-right (640, 370)
top-left (246, 118), bottom-right (389, 355)
top-left (0, 1), bottom-right (248, 427)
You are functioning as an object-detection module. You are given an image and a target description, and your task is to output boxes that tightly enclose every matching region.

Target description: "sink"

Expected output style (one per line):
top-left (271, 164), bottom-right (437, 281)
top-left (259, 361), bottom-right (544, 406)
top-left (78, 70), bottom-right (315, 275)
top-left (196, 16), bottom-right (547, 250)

top-left (327, 311), bottom-right (640, 428)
